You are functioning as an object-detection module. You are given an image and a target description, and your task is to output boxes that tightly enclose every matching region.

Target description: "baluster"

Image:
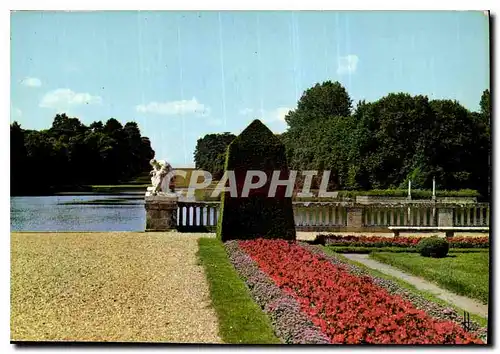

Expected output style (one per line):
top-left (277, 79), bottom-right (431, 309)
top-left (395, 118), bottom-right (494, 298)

top-left (478, 207), bottom-right (484, 226)
top-left (486, 207), bottom-right (490, 226)
top-left (178, 206), bottom-right (184, 226)
top-left (184, 206), bottom-right (190, 226)
top-left (325, 206), bottom-right (330, 226)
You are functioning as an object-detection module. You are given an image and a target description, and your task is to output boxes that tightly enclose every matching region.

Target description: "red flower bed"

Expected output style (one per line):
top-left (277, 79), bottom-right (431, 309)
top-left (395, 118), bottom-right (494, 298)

top-left (239, 239), bottom-right (483, 344)
top-left (321, 235), bottom-right (488, 248)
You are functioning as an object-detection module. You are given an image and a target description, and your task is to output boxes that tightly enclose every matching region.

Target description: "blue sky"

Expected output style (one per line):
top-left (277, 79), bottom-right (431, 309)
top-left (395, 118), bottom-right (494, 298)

top-left (10, 11), bottom-right (490, 167)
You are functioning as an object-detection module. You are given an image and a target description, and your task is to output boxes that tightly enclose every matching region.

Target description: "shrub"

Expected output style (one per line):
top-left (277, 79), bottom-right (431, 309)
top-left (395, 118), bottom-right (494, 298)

top-left (417, 236), bottom-right (450, 258)
top-left (217, 120), bottom-right (296, 241)
top-left (315, 234), bottom-right (489, 249)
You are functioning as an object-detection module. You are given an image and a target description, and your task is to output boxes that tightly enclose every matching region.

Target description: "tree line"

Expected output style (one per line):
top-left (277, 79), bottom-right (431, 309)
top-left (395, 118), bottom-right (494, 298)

top-left (11, 114), bottom-right (155, 195)
top-left (194, 82), bottom-right (491, 199)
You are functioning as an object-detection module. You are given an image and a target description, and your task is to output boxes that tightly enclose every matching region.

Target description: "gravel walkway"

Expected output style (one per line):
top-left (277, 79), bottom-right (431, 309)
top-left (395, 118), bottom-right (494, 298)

top-left (11, 232), bottom-right (221, 343)
top-left (342, 254), bottom-right (489, 318)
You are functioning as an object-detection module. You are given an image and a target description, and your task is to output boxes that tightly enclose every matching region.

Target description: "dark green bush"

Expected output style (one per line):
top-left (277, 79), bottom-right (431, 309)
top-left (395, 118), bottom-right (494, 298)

top-left (416, 236), bottom-right (450, 258)
top-left (217, 120), bottom-right (296, 242)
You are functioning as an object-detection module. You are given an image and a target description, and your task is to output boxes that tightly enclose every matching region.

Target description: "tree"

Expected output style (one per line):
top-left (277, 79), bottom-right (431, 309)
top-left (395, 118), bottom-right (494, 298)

top-left (480, 89), bottom-right (490, 120)
top-left (10, 114), bottom-right (155, 195)
top-left (193, 132), bottom-right (236, 179)
top-left (10, 122), bottom-right (27, 194)
top-left (285, 81), bottom-right (352, 130)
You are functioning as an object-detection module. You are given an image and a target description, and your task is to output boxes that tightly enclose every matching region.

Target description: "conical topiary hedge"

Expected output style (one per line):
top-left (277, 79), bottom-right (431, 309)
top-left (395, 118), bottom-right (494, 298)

top-left (216, 119), bottom-right (296, 241)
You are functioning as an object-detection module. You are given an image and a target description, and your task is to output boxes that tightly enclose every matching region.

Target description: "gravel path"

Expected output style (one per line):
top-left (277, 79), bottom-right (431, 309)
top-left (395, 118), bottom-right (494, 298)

top-left (342, 254), bottom-right (488, 318)
top-left (11, 232), bottom-right (221, 343)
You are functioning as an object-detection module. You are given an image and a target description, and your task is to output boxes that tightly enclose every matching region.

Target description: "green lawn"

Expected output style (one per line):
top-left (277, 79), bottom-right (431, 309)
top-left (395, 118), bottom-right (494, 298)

top-left (370, 252), bottom-right (490, 304)
top-left (322, 247), bottom-right (487, 327)
top-left (197, 238), bottom-right (280, 344)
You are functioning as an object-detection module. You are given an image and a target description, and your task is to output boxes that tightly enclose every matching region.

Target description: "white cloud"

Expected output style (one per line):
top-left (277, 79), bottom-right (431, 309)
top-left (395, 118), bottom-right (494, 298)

top-left (263, 107), bottom-right (292, 123)
top-left (337, 54), bottom-right (359, 75)
top-left (136, 97), bottom-right (210, 116)
top-left (39, 89), bottom-right (102, 109)
top-left (238, 108), bottom-right (254, 116)
top-left (21, 77), bottom-right (42, 87)
top-left (239, 106), bottom-right (291, 123)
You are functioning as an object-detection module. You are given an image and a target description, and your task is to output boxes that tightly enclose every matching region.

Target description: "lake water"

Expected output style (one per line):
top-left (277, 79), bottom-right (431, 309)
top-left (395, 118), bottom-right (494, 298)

top-left (11, 194), bottom-right (146, 232)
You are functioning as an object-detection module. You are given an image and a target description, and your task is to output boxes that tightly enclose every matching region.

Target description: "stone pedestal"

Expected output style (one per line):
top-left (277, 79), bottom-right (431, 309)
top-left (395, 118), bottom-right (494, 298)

top-left (346, 207), bottom-right (364, 228)
top-left (438, 207), bottom-right (454, 237)
top-left (437, 208), bottom-right (454, 227)
top-left (145, 195), bottom-right (178, 231)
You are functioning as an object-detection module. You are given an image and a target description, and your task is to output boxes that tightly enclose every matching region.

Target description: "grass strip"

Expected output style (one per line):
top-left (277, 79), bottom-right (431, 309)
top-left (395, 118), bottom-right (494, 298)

top-left (322, 247), bottom-right (488, 328)
top-left (370, 252), bottom-right (489, 305)
top-left (197, 238), bottom-right (280, 344)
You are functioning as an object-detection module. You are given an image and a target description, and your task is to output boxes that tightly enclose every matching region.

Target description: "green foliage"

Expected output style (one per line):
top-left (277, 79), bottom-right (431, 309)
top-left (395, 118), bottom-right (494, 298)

top-left (10, 114), bottom-right (155, 195)
top-left (370, 251), bottom-right (489, 304)
top-left (416, 236), bottom-right (450, 258)
top-left (197, 238), bottom-right (280, 344)
top-left (217, 120), bottom-right (296, 242)
top-left (281, 83), bottom-right (490, 199)
top-left (285, 80), bottom-right (352, 129)
top-left (480, 89), bottom-right (490, 119)
top-left (324, 246), bottom-right (488, 254)
top-left (193, 132), bottom-right (236, 180)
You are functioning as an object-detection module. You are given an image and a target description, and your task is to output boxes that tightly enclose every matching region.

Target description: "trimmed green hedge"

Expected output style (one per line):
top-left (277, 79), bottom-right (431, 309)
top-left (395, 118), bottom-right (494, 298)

top-left (324, 245), bottom-right (488, 254)
top-left (417, 236), bottom-right (450, 258)
top-left (217, 119), bottom-right (296, 241)
top-left (294, 189), bottom-right (480, 201)
top-left (195, 187), bottom-right (480, 202)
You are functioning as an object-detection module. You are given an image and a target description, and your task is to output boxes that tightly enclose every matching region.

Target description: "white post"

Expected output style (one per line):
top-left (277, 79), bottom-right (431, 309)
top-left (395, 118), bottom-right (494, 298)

top-left (432, 177), bottom-right (436, 200)
top-left (408, 180), bottom-right (411, 200)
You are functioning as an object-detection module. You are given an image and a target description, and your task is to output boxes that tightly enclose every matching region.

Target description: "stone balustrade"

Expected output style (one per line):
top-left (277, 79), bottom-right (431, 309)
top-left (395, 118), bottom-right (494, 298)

top-left (145, 198), bottom-right (490, 232)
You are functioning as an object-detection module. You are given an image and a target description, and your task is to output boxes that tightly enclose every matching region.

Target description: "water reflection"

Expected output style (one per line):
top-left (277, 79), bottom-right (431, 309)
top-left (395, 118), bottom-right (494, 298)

top-left (11, 194), bottom-right (146, 232)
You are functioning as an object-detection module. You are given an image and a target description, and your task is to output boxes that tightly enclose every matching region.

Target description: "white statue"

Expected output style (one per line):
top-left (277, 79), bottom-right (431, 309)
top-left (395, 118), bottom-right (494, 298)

top-left (147, 159), bottom-right (174, 196)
